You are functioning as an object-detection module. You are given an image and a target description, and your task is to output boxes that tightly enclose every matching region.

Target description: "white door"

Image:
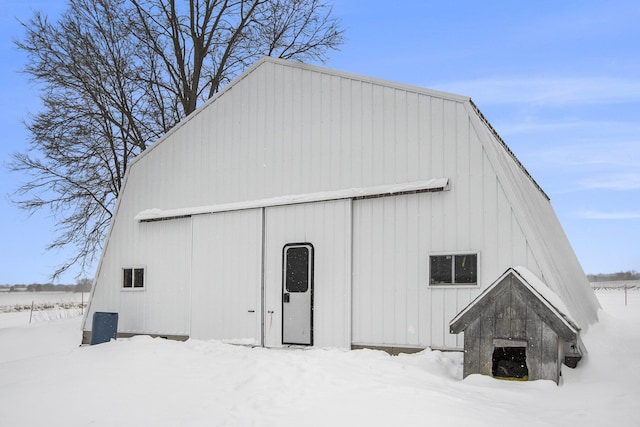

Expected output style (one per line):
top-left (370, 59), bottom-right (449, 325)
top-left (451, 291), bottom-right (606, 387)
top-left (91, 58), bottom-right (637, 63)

top-left (282, 243), bottom-right (314, 345)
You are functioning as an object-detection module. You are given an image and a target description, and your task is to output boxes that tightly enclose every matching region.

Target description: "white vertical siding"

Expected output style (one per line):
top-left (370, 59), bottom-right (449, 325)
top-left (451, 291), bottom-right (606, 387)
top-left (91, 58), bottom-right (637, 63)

top-left (85, 216), bottom-right (192, 336)
top-left (190, 209), bottom-right (262, 342)
top-left (139, 219), bottom-right (192, 335)
top-left (455, 103), bottom-right (471, 250)
top-left (263, 200), bottom-right (351, 349)
top-left (353, 194), bottom-right (469, 349)
top-left (352, 177), bottom-right (539, 350)
top-left (124, 59), bottom-right (475, 213)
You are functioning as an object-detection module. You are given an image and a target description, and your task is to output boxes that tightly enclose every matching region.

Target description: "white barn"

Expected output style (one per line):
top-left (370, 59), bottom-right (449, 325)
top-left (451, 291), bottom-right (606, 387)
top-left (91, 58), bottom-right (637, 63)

top-left (82, 57), bottom-right (599, 353)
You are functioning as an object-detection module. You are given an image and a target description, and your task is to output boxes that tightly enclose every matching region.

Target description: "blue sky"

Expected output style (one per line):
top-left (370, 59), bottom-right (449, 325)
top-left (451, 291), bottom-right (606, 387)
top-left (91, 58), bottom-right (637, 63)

top-left (1, 0), bottom-right (639, 284)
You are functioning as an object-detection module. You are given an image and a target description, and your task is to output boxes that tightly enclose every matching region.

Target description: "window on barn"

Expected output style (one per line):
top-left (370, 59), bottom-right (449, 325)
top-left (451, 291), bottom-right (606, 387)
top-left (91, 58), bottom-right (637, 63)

top-left (123, 267), bottom-right (145, 289)
top-left (429, 254), bottom-right (477, 285)
top-left (285, 246), bottom-right (310, 293)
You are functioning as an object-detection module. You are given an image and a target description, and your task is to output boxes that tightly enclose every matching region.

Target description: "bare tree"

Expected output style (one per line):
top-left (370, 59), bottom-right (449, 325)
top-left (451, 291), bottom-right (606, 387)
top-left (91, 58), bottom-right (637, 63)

top-left (11, 0), bottom-right (343, 279)
top-left (129, 0), bottom-right (343, 116)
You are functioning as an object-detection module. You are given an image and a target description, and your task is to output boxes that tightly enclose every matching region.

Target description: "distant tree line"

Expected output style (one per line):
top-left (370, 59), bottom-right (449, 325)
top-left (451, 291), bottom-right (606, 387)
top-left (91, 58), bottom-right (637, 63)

top-left (0, 278), bottom-right (92, 292)
top-left (4, 273), bottom-right (638, 290)
top-left (587, 271), bottom-right (640, 282)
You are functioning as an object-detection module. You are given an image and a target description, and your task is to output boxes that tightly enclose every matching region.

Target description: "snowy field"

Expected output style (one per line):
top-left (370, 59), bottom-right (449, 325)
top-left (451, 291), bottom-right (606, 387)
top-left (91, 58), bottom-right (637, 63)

top-left (0, 289), bottom-right (639, 426)
top-left (0, 292), bottom-right (86, 328)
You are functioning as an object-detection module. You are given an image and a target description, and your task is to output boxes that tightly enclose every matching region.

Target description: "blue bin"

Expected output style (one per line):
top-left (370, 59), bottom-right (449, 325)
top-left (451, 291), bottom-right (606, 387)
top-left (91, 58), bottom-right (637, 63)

top-left (91, 312), bottom-right (119, 345)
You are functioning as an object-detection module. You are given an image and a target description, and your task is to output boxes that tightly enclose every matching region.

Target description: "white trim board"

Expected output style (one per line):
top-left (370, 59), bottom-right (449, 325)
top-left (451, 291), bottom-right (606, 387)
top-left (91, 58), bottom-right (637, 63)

top-left (136, 178), bottom-right (449, 222)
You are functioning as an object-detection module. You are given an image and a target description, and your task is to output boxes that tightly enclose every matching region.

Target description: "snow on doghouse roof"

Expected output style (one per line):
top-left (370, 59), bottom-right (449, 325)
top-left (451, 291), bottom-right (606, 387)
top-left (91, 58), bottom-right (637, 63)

top-left (450, 266), bottom-right (580, 336)
top-left (512, 266), bottom-right (579, 329)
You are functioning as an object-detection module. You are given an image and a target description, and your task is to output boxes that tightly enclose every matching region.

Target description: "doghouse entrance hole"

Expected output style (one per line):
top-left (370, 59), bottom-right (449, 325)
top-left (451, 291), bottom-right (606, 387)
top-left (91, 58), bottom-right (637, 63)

top-left (492, 346), bottom-right (528, 380)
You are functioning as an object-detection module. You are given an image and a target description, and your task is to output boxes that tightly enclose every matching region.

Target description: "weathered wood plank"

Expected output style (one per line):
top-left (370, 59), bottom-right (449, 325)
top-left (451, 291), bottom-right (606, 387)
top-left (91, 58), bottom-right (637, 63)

top-left (510, 289), bottom-right (528, 340)
top-left (463, 318), bottom-right (480, 378)
top-left (495, 318), bottom-right (510, 338)
top-left (494, 284), bottom-right (512, 320)
top-left (526, 316), bottom-right (542, 380)
top-left (512, 279), bottom-right (578, 342)
top-left (450, 276), bottom-right (509, 333)
top-left (539, 322), bottom-right (560, 383)
top-left (479, 316), bottom-right (495, 376)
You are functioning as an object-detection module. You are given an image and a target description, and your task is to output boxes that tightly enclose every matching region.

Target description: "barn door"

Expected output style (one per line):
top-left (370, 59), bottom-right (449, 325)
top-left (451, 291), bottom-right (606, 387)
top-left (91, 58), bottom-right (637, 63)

top-left (282, 243), bottom-right (314, 345)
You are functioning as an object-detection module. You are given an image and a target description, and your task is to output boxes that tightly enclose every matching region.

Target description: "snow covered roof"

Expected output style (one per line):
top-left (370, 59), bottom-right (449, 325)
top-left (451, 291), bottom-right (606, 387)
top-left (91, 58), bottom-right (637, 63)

top-left (466, 99), bottom-right (600, 329)
top-left (450, 266), bottom-right (580, 341)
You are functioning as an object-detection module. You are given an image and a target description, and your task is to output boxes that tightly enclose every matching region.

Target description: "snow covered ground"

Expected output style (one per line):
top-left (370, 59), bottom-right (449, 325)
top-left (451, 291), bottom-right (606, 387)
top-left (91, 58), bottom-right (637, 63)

top-left (0, 289), bottom-right (639, 426)
top-left (0, 292), bottom-right (86, 328)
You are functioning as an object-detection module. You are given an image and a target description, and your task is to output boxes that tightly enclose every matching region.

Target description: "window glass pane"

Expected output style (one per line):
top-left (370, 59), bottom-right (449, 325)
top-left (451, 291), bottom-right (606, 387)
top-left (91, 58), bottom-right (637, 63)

top-left (134, 268), bottom-right (144, 288)
top-left (285, 247), bottom-right (309, 293)
top-left (123, 268), bottom-right (133, 288)
top-left (455, 254), bottom-right (477, 284)
top-left (430, 255), bottom-right (452, 284)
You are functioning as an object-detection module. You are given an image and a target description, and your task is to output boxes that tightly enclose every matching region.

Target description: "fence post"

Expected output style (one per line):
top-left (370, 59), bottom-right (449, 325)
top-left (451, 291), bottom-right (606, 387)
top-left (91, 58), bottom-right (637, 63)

top-left (625, 285), bottom-right (628, 306)
top-left (29, 300), bottom-right (34, 324)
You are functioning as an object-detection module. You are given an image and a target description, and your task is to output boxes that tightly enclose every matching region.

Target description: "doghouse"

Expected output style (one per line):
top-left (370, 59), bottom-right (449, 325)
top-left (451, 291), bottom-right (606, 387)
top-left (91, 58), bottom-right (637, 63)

top-left (450, 267), bottom-right (583, 384)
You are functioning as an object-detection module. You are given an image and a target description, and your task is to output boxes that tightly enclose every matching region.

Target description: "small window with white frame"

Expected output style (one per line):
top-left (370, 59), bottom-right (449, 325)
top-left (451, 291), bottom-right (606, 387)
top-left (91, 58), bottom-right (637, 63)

top-left (429, 254), bottom-right (478, 286)
top-left (123, 267), bottom-right (145, 289)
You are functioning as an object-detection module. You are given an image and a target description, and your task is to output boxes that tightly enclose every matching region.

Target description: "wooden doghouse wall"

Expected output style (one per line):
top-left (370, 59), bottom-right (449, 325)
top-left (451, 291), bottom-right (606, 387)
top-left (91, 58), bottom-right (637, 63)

top-left (461, 275), bottom-right (564, 383)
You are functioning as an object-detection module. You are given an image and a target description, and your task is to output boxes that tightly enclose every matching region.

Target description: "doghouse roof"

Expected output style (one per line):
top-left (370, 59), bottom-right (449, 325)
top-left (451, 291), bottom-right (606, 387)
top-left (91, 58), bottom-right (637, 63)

top-left (450, 266), bottom-right (580, 342)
